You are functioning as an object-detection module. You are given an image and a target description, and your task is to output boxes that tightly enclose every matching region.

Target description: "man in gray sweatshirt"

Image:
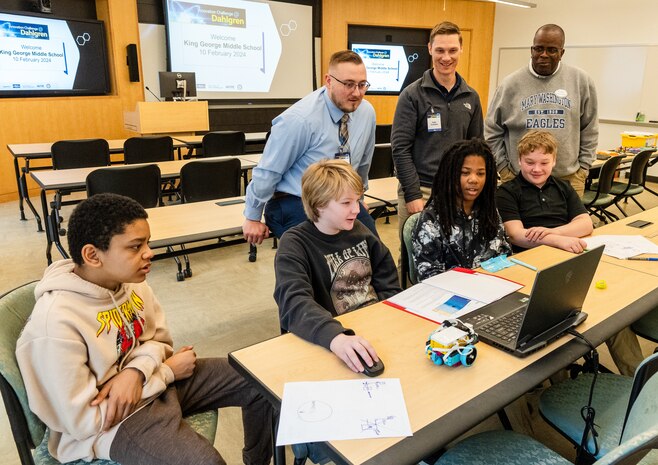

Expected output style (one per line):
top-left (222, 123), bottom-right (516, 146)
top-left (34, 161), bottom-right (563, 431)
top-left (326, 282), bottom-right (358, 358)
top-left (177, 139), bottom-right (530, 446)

top-left (485, 24), bottom-right (598, 196)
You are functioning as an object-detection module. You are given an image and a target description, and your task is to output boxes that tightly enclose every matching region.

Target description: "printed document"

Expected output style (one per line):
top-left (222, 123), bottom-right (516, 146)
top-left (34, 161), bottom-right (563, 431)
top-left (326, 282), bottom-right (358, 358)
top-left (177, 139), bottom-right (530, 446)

top-left (276, 378), bottom-right (412, 445)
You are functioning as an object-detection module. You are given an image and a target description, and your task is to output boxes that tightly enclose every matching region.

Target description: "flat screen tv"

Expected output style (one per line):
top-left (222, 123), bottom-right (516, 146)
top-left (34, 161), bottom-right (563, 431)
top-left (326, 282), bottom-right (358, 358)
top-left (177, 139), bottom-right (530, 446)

top-left (0, 10), bottom-right (110, 97)
top-left (162, 0), bottom-right (313, 101)
top-left (348, 25), bottom-right (431, 96)
top-left (159, 71), bottom-right (197, 100)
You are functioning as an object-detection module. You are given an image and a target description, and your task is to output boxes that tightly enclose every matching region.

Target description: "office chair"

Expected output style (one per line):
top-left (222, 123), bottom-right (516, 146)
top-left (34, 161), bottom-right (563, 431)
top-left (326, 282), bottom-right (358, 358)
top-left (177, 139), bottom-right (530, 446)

top-left (437, 353), bottom-right (658, 465)
top-left (123, 136), bottom-right (177, 199)
top-left (200, 131), bottom-right (246, 157)
top-left (375, 124), bottom-right (392, 144)
top-left (400, 213), bottom-right (421, 288)
top-left (631, 307), bottom-right (658, 353)
top-left (582, 155), bottom-right (624, 223)
top-left (176, 158), bottom-right (258, 281)
top-left (49, 139), bottom-right (111, 238)
top-left (86, 164), bottom-right (162, 209)
top-left (0, 282), bottom-right (218, 465)
top-left (123, 136), bottom-right (174, 164)
top-left (368, 145), bottom-right (395, 180)
top-left (609, 149), bottom-right (656, 216)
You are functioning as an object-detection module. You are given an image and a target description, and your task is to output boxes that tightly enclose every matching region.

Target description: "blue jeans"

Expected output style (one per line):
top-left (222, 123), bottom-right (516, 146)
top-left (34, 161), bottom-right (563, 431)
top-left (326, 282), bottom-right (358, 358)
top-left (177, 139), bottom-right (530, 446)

top-left (264, 195), bottom-right (379, 239)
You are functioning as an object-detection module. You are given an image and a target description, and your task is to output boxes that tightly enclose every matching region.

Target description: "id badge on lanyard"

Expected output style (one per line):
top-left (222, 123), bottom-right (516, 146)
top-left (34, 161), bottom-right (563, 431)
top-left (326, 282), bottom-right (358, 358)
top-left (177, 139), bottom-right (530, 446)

top-left (427, 107), bottom-right (442, 132)
top-left (334, 147), bottom-right (351, 163)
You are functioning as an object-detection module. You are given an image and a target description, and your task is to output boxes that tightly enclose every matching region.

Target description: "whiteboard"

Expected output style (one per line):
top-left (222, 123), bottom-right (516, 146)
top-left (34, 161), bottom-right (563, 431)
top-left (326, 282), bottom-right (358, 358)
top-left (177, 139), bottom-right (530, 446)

top-left (497, 45), bottom-right (658, 121)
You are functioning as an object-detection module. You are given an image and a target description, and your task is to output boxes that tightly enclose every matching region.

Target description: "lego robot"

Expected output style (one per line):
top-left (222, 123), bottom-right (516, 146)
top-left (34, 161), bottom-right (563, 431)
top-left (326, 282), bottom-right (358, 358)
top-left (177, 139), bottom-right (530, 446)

top-left (425, 319), bottom-right (478, 367)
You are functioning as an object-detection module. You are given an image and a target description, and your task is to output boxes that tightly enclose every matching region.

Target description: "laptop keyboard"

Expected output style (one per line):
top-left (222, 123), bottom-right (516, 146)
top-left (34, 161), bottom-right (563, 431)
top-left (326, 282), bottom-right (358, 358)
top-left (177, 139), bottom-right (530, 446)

top-left (477, 308), bottom-right (525, 342)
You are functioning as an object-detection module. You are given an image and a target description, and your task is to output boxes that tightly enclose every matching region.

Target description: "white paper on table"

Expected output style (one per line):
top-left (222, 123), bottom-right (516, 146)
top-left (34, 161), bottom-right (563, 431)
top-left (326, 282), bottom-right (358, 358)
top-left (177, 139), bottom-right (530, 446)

top-left (585, 235), bottom-right (658, 259)
top-left (422, 269), bottom-right (523, 304)
top-left (385, 283), bottom-right (485, 323)
top-left (276, 378), bottom-right (412, 446)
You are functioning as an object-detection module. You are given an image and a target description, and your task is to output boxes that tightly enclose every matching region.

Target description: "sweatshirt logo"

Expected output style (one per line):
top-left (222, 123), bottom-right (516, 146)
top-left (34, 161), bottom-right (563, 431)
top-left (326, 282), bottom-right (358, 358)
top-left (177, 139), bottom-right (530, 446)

top-left (95, 291), bottom-right (145, 337)
top-left (520, 92), bottom-right (572, 111)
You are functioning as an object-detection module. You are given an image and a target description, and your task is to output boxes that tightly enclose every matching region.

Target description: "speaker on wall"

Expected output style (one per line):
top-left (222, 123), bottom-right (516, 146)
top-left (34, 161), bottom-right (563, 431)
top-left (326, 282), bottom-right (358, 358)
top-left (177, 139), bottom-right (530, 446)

top-left (126, 44), bottom-right (140, 83)
top-left (35, 0), bottom-right (52, 13)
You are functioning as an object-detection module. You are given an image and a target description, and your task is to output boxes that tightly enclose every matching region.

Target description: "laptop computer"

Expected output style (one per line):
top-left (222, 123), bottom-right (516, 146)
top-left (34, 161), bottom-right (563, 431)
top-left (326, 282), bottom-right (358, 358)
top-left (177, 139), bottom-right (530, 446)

top-left (461, 246), bottom-right (605, 357)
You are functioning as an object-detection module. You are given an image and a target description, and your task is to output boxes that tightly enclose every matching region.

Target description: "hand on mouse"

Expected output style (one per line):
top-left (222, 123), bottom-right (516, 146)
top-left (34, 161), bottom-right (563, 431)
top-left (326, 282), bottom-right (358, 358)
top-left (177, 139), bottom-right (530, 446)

top-left (330, 333), bottom-right (378, 373)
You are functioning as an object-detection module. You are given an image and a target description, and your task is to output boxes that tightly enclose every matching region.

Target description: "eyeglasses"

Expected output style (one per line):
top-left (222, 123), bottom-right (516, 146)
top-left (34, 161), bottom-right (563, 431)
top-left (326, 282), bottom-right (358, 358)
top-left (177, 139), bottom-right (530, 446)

top-left (330, 74), bottom-right (370, 92)
top-left (531, 46), bottom-right (562, 56)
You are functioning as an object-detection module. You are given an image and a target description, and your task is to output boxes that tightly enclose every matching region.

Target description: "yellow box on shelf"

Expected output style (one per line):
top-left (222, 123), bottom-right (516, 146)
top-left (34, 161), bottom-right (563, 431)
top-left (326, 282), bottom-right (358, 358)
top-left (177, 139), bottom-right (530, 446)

top-left (621, 131), bottom-right (657, 148)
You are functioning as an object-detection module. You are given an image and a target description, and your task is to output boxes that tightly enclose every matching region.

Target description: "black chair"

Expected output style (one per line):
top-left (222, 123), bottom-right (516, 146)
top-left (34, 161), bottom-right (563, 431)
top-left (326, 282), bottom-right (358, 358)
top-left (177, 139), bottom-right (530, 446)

top-left (86, 164), bottom-right (162, 209)
top-left (582, 155), bottom-right (624, 223)
top-left (123, 136), bottom-right (174, 164)
top-left (200, 131), bottom-right (246, 157)
top-left (368, 145), bottom-right (395, 180)
top-left (180, 158), bottom-right (241, 203)
top-left (49, 139), bottom-right (111, 237)
top-left (178, 158), bottom-right (258, 276)
top-left (123, 136), bottom-right (177, 199)
top-left (375, 124), bottom-right (392, 144)
top-left (610, 148), bottom-right (656, 216)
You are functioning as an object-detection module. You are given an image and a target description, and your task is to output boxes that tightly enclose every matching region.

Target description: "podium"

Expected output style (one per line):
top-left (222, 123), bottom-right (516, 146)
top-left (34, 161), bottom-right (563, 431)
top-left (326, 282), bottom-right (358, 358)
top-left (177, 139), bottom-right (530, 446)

top-left (123, 101), bottom-right (209, 135)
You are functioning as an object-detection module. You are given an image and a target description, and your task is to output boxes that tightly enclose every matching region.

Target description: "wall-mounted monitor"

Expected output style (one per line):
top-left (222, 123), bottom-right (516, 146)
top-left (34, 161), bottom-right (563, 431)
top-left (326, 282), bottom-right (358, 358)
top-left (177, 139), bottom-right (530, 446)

top-left (0, 10), bottom-right (110, 97)
top-left (348, 25), bottom-right (431, 96)
top-left (163, 0), bottom-right (313, 102)
top-left (159, 71), bottom-right (197, 100)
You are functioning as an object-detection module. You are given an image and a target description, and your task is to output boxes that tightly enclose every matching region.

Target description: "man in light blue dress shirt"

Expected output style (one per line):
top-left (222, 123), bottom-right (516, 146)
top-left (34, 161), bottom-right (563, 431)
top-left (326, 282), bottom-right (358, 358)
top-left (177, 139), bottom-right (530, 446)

top-left (242, 50), bottom-right (377, 245)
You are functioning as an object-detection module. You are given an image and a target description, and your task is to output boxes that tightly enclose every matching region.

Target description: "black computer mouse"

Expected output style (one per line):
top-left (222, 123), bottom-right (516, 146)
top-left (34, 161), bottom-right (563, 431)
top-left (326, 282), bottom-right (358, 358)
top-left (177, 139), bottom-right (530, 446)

top-left (356, 352), bottom-right (385, 377)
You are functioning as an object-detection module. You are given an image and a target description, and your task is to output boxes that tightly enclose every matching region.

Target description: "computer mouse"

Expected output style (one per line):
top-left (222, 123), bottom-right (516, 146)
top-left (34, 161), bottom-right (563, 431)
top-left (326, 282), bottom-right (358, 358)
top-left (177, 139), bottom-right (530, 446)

top-left (355, 352), bottom-right (385, 377)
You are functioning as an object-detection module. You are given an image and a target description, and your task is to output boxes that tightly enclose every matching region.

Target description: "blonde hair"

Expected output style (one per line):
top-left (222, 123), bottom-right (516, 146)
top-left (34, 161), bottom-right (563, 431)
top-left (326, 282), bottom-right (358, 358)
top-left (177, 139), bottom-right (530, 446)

top-left (517, 130), bottom-right (558, 159)
top-left (301, 159), bottom-right (364, 222)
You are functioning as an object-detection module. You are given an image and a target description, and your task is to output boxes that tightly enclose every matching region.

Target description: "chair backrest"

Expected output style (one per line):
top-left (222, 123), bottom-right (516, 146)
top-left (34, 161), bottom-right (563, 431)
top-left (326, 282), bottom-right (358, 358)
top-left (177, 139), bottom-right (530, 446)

top-left (375, 124), bottom-right (392, 144)
top-left (628, 148), bottom-right (656, 186)
top-left (0, 282), bottom-right (46, 464)
top-left (368, 145), bottom-right (395, 180)
top-left (51, 139), bottom-right (110, 170)
top-left (594, 353), bottom-right (658, 465)
top-left (123, 136), bottom-right (174, 165)
top-left (180, 158), bottom-right (242, 203)
top-left (401, 212), bottom-right (421, 287)
top-left (86, 164), bottom-right (162, 208)
top-left (201, 131), bottom-right (246, 157)
top-left (585, 155), bottom-right (624, 206)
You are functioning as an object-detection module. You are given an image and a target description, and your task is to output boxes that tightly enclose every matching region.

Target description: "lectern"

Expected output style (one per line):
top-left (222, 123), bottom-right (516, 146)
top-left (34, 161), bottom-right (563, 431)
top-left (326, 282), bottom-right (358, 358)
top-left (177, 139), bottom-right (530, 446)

top-left (123, 101), bottom-right (209, 136)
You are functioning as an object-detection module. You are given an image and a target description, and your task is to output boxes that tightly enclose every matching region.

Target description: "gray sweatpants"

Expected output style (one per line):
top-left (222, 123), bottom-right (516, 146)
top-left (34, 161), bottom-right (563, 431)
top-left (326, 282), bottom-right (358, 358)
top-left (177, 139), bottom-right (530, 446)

top-left (110, 358), bottom-right (273, 465)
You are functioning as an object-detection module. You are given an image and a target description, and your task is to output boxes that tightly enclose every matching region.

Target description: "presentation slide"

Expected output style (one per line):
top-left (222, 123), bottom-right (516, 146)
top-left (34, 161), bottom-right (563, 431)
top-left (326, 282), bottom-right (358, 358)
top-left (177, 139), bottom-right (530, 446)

top-left (165, 0), bottom-right (313, 100)
top-left (0, 12), bottom-right (109, 96)
top-left (352, 43), bottom-right (429, 95)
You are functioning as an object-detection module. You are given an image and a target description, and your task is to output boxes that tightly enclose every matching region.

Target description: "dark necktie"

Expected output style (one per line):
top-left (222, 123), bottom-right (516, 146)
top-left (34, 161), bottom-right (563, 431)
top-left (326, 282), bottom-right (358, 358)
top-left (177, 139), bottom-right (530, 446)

top-left (339, 113), bottom-right (349, 149)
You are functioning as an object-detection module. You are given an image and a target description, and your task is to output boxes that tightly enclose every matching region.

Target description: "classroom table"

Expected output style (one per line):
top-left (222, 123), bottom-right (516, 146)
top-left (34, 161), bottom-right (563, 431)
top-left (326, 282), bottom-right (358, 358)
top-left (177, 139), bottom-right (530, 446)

top-left (146, 197), bottom-right (248, 259)
top-left (6, 138), bottom-right (189, 230)
top-left (363, 177), bottom-right (398, 220)
top-left (171, 132), bottom-right (268, 157)
top-left (30, 156), bottom-right (259, 264)
top-left (588, 206), bottom-right (658, 276)
top-left (229, 245), bottom-right (658, 465)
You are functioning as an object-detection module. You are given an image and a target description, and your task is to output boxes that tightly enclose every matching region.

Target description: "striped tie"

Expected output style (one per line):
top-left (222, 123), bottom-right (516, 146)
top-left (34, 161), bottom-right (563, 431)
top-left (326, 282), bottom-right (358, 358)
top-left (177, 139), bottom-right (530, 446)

top-left (339, 113), bottom-right (349, 149)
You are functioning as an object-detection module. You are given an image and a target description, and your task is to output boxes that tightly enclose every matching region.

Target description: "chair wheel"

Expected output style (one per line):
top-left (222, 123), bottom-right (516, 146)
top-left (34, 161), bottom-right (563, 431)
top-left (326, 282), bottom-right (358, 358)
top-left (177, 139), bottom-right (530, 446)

top-left (248, 253), bottom-right (257, 262)
top-left (58, 228), bottom-right (66, 236)
top-left (184, 268), bottom-right (192, 278)
top-left (176, 272), bottom-right (185, 282)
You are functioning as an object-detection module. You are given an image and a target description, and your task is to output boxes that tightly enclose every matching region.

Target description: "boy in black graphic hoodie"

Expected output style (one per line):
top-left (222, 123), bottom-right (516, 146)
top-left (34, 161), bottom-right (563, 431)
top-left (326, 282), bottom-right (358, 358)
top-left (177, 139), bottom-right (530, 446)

top-left (274, 159), bottom-right (401, 376)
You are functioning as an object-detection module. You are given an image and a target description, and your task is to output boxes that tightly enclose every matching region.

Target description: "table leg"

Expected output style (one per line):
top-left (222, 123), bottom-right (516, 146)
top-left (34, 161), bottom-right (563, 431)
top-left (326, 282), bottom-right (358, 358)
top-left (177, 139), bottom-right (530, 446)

top-left (13, 157), bottom-right (26, 221)
top-left (273, 413), bottom-right (286, 465)
top-left (40, 189), bottom-right (53, 265)
top-left (20, 163), bottom-right (43, 231)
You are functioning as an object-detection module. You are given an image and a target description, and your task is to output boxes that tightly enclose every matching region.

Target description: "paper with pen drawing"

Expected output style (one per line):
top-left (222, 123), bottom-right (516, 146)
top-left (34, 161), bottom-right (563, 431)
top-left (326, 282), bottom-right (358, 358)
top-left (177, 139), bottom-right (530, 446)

top-left (276, 379), bottom-right (412, 445)
top-left (585, 235), bottom-right (658, 259)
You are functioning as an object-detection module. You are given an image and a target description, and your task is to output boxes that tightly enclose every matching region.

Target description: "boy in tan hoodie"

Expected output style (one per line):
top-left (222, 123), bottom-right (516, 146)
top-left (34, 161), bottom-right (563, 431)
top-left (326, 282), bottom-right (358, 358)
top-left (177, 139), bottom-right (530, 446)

top-left (16, 193), bottom-right (272, 465)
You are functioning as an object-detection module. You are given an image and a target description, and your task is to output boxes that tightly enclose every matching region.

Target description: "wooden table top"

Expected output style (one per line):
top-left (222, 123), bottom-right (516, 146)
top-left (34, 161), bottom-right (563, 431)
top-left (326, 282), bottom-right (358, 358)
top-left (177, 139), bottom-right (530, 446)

top-left (229, 244), bottom-right (658, 464)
